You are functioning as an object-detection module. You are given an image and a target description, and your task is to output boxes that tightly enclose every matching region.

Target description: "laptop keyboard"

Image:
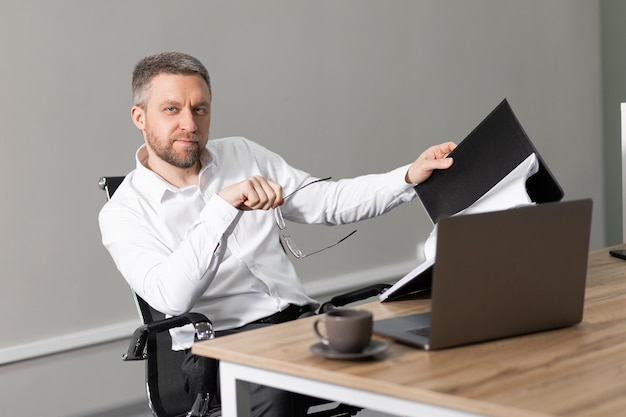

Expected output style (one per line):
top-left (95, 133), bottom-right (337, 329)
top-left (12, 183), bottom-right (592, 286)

top-left (407, 327), bottom-right (430, 338)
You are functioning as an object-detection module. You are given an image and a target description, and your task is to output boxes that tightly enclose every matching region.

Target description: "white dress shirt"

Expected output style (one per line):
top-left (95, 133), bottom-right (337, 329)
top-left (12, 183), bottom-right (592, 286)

top-left (99, 137), bottom-right (417, 349)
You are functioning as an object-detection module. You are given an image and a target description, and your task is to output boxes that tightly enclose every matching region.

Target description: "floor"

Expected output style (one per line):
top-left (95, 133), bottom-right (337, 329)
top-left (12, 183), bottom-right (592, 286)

top-left (84, 401), bottom-right (396, 417)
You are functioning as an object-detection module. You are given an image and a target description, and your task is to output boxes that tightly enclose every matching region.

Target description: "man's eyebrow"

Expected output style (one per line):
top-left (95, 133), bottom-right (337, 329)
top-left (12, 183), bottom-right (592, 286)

top-left (159, 99), bottom-right (182, 107)
top-left (158, 99), bottom-right (210, 107)
top-left (194, 100), bottom-right (211, 107)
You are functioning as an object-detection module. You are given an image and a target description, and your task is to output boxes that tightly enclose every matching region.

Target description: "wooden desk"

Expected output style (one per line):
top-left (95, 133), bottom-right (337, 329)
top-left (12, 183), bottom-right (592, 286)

top-left (192, 247), bottom-right (626, 417)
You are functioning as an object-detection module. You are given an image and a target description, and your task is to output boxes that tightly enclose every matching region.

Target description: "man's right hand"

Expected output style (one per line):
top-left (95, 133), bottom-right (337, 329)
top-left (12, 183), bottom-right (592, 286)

top-left (217, 176), bottom-right (284, 211)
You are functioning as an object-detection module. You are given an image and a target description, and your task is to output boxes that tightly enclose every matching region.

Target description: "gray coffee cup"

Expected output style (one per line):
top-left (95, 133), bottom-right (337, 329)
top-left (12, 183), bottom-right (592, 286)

top-left (313, 309), bottom-right (373, 353)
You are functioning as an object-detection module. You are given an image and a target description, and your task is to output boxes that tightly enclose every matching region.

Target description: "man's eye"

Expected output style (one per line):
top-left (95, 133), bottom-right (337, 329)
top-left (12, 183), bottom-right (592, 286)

top-left (195, 108), bottom-right (208, 115)
top-left (165, 106), bottom-right (177, 112)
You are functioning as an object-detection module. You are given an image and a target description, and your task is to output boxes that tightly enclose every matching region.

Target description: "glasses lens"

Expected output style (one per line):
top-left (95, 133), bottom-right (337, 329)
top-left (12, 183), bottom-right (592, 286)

top-left (275, 177), bottom-right (355, 260)
top-left (274, 208), bottom-right (286, 229)
top-left (283, 236), bottom-right (304, 259)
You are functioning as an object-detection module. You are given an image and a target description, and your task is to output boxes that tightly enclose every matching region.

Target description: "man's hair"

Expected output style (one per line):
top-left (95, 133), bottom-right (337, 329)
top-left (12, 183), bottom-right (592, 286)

top-left (132, 51), bottom-right (211, 108)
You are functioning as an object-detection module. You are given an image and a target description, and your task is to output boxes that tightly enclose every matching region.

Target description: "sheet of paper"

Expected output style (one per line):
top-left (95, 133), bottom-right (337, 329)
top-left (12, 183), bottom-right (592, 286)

top-left (381, 153), bottom-right (539, 301)
top-left (379, 257), bottom-right (434, 301)
top-left (423, 153), bottom-right (539, 259)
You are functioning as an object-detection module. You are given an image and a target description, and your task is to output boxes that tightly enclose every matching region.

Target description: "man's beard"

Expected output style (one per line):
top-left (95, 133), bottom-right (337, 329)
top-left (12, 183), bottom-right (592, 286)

top-left (146, 131), bottom-right (203, 169)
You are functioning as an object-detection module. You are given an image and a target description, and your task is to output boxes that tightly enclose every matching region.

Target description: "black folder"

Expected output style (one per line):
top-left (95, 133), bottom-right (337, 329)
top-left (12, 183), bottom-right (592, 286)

top-left (381, 100), bottom-right (564, 302)
top-left (415, 99), bottom-right (564, 223)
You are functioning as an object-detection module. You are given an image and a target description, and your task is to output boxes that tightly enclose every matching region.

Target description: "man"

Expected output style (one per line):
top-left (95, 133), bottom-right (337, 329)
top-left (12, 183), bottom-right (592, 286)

top-left (99, 51), bottom-right (456, 416)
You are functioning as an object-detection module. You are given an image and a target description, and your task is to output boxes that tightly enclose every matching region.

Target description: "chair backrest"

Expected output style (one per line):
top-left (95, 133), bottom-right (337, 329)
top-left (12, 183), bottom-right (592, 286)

top-left (98, 176), bottom-right (125, 200)
top-left (100, 176), bottom-right (193, 417)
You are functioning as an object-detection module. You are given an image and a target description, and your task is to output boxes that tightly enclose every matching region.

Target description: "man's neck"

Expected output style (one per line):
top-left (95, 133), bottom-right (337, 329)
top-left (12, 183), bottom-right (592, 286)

top-left (145, 155), bottom-right (200, 188)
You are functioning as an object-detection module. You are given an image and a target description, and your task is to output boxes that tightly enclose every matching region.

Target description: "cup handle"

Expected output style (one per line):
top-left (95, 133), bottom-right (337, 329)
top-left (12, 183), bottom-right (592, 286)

top-left (313, 318), bottom-right (330, 345)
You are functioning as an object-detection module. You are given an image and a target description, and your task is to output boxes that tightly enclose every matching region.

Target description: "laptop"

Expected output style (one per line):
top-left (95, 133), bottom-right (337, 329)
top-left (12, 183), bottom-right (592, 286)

top-left (373, 199), bottom-right (593, 350)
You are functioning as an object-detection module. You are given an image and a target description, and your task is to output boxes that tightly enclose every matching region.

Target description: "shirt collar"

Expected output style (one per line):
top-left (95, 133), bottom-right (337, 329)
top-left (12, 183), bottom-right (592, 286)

top-left (134, 144), bottom-right (214, 203)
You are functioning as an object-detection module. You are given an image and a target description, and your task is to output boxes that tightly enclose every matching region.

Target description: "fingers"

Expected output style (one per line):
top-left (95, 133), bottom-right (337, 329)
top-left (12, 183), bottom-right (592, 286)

top-left (405, 141), bottom-right (457, 185)
top-left (242, 176), bottom-right (283, 210)
top-left (218, 176), bottom-right (284, 210)
top-left (423, 154), bottom-right (454, 171)
top-left (424, 141), bottom-right (457, 160)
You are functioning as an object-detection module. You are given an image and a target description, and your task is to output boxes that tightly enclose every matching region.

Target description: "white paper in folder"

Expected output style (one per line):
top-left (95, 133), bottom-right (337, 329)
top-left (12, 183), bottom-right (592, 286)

top-left (380, 153), bottom-right (540, 301)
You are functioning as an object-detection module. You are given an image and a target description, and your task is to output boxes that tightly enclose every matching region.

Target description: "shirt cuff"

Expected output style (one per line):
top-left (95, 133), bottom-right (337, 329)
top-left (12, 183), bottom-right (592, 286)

top-left (389, 164), bottom-right (418, 194)
top-left (199, 193), bottom-right (243, 234)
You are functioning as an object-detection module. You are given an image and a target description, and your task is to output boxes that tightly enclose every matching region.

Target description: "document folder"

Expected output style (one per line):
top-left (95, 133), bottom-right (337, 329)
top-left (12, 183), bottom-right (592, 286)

top-left (415, 99), bottom-right (564, 223)
top-left (381, 99), bottom-right (564, 302)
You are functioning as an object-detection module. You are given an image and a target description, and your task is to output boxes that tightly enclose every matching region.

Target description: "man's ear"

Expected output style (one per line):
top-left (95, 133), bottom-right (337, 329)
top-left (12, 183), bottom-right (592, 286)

top-left (131, 106), bottom-right (146, 130)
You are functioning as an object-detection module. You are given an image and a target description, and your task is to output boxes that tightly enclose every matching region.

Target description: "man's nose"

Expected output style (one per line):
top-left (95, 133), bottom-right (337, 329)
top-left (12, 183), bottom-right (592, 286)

top-left (179, 109), bottom-right (198, 132)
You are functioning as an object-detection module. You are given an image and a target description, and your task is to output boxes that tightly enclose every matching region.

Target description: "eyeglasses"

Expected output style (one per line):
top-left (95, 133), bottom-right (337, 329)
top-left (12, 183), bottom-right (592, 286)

top-left (274, 177), bottom-right (357, 259)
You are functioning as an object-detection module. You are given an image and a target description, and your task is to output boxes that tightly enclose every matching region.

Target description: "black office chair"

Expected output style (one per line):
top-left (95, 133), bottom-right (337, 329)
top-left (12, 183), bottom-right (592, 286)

top-left (100, 176), bottom-right (218, 416)
top-left (99, 176), bottom-right (390, 417)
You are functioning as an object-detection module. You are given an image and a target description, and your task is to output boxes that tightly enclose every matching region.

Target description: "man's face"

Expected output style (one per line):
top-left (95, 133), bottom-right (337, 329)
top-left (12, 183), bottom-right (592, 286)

top-left (133, 73), bottom-right (211, 169)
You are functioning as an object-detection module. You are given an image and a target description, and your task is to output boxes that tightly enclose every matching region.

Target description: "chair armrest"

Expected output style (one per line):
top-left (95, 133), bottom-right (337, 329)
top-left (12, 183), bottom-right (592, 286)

top-left (123, 312), bottom-right (214, 361)
top-left (319, 283), bottom-right (391, 313)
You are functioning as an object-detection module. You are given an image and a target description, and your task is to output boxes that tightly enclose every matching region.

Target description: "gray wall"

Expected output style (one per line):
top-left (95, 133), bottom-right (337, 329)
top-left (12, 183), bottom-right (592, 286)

top-left (0, 1), bottom-right (606, 416)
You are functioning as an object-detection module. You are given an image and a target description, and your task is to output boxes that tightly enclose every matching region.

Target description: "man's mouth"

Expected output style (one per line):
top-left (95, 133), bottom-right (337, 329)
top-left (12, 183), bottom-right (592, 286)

top-left (173, 134), bottom-right (200, 146)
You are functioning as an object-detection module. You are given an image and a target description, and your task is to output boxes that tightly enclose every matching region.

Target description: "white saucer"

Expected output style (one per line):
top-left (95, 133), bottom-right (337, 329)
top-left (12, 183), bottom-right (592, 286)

top-left (310, 340), bottom-right (389, 359)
